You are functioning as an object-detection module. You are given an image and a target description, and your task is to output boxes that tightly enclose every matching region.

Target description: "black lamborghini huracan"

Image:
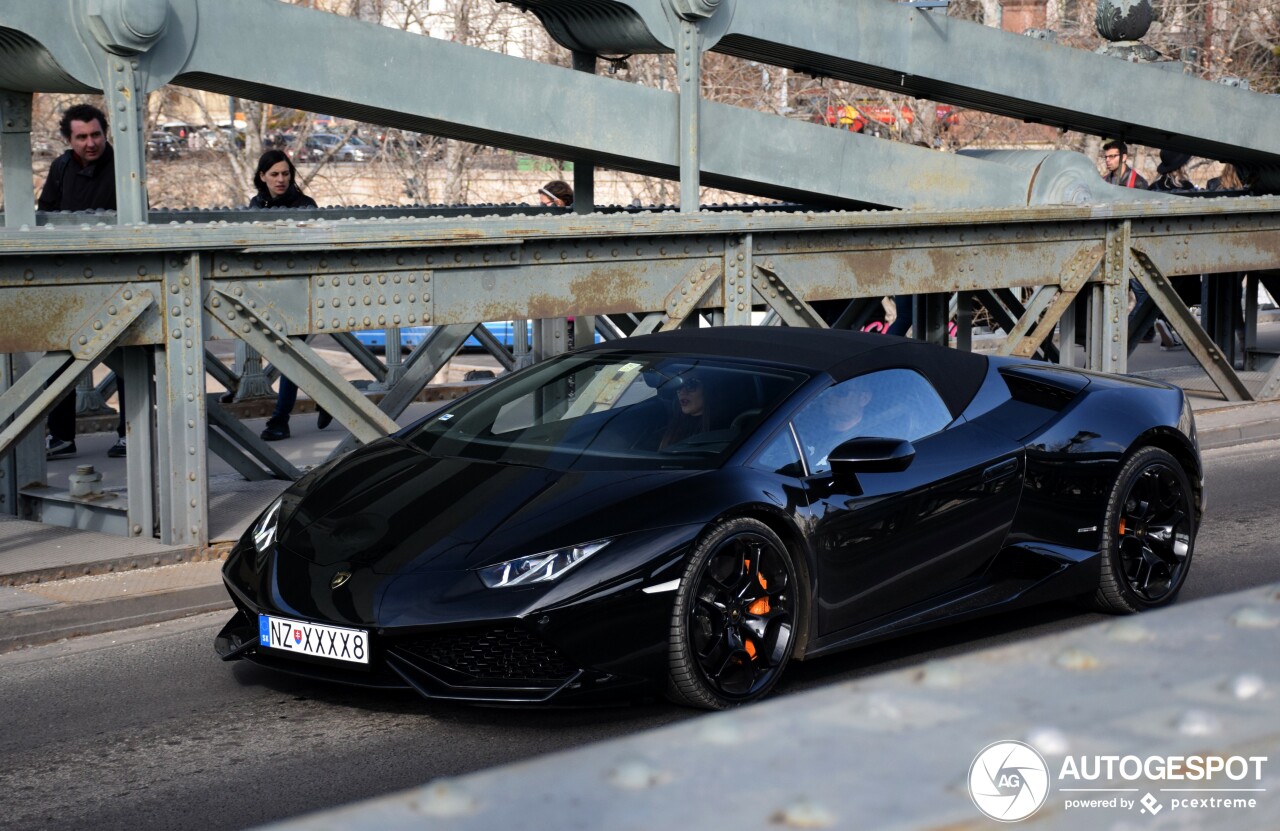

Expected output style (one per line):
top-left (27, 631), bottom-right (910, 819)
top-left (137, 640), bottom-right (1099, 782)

top-left (216, 327), bottom-right (1202, 709)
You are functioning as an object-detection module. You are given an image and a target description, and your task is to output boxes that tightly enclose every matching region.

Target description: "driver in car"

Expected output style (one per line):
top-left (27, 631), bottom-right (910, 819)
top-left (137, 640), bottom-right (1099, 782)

top-left (795, 381), bottom-right (875, 471)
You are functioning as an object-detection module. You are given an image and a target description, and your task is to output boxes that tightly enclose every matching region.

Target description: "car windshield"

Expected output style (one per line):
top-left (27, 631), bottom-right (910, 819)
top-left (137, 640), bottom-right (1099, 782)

top-left (408, 351), bottom-right (809, 471)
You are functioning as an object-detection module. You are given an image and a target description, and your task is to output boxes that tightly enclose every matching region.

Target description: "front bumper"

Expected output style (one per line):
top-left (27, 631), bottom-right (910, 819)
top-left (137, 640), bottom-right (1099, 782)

top-left (216, 606), bottom-right (656, 705)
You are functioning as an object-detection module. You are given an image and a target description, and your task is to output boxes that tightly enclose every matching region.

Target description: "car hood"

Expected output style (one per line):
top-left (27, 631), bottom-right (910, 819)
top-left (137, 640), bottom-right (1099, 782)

top-left (276, 439), bottom-right (704, 575)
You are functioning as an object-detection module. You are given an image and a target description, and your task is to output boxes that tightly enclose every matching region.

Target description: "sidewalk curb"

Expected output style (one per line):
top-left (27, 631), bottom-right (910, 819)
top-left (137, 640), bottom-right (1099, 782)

top-left (0, 542), bottom-right (231, 588)
top-left (0, 584), bottom-right (232, 654)
top-left (1193, 400), bottom-right (1280, 450)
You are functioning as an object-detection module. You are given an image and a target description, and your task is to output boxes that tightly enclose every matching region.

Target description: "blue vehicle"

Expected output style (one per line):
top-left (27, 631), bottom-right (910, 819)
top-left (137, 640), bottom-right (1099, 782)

top-left (354, 321), bottom-right (598, 353)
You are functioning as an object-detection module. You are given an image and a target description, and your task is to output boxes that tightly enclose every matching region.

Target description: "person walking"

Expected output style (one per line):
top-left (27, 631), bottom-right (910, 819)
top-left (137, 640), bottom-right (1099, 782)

top-left (39, 103), bottom-right (127, 459)
top-left (249, 151), bottom-right (330, 441)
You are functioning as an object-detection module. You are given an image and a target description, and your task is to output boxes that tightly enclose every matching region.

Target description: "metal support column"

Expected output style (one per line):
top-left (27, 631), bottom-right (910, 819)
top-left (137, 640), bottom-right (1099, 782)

top-left (955, 291), bottom-right (974, 353)
top-left (676, 20), bottom-right (701, 212)
top-left (0, 90), bottom-right (44, 512)
top-left (156, 255), bottom-right (208, 545)
top-left (100, 60), bottom-right (149, 224)
top-left (370, 327), bottom-right (405, 390)
top-left (121, 346), bottom-right (154, 538)
top-left (232, 341), bottom-right (274, 399)
top-left (1098, 225), bottom-right (1128, 374)
top-left (723, 235), bottom-right (753, 326)
top-left (1, 90), bottom-right (34, 228)
top-left (915, 293), bottom-right (950, 347)
top-left (571, 51), bottom-right (596, 215)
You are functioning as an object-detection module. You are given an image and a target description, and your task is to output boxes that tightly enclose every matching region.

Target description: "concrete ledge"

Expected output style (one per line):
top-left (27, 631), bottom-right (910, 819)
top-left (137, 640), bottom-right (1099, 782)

top-left (260, 583), bottom-right (1280, 830)
top-left (0, 541), bottom-right (230, 588)
top-left (1193, 400), bottom-right (1280, 450)
top-left (0, 584), bottom-right (232, 654)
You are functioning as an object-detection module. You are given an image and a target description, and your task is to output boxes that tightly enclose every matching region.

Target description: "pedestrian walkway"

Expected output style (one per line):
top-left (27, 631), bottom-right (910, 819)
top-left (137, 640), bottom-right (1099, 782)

top-left (2, 326), bottom-right (1279, 653)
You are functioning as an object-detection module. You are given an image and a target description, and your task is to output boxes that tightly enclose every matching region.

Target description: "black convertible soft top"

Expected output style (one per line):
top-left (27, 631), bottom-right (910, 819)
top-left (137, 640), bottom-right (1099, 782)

top-left (589, 327), bottom-right (990, 418)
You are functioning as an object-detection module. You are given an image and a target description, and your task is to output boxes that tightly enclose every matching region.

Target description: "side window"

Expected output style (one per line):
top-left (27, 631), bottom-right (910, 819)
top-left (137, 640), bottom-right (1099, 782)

top-left (750, 426), bottom-right (804, 476)
top-left (793, 369), bottom-right (952, 473)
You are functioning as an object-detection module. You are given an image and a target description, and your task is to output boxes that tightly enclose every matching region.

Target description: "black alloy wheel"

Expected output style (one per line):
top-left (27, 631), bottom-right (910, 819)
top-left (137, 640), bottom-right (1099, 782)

top-left (668, 518), bottom-right (799, 709)
top-left (1092, 446), bottom-right (1195, 613)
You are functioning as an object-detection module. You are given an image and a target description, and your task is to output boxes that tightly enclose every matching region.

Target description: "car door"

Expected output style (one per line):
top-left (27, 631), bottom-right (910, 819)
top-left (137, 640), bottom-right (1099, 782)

top-left (795, 370), bottom-right (1023, 638)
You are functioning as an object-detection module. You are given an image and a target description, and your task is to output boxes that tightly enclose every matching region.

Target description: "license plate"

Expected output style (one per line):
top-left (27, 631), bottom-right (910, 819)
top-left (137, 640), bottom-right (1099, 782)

top-left (258, 615), bottom-right (369, 665)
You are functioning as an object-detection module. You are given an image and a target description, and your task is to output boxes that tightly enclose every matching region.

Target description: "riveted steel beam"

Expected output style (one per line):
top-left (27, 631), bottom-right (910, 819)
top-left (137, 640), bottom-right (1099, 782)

top-left (0, 89), bottom-right (34, 229)
top-left (1097, 223), bottom-right (1132, 375)
top-left (722, 235), bottom-right (753, 327)
top-left (156, 254), bottom-right (207, 546)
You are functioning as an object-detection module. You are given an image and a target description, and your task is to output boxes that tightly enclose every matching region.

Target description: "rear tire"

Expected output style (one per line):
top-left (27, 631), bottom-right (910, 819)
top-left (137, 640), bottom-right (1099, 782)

top-left (1091, 447), bottom-right (1195, 613)
top-left (667, 518), bottom-right (799, 709)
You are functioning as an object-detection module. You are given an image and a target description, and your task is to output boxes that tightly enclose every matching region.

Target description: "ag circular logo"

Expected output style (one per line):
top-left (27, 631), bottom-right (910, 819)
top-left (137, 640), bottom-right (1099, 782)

top-left (968, 740), bottom-right (1051, 822)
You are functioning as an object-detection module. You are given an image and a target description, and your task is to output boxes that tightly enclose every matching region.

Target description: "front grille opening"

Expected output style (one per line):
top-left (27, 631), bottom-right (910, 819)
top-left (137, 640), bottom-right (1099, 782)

top-left (397, 627), bottom-right (577, 681)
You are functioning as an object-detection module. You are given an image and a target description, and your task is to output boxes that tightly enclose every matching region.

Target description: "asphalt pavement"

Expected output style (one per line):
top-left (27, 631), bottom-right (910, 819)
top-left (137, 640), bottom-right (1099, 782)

top-left (2, 325), bottom-right (1280, 654)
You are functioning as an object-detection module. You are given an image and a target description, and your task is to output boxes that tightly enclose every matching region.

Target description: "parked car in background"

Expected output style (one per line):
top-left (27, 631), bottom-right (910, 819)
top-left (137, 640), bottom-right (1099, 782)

top-left (354, 323), bottom-right (527, 354)
top-left (296, 133), bottom-right (375, 163)
top-left (354, 322), bottom-right (600, 354)
top-left (146, 131), bottom-right (183, 160)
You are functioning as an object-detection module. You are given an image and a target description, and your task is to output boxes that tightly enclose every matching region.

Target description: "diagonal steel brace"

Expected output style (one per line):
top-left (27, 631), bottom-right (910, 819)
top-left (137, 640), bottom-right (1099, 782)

top-left (1130, 251), bottom-right (1251, 402)
top-left (751, 264), bottom-right (828, 330)
top-left (632, 263), bottom-right (723, 336)
top-left (207, 284), bottom-right (399, 443)
top-left (327, 323), bottom-right (478, 460)
top-left (999, 248), bottom-right (1102, 358)
top-left (0, 287), bottom-right (153, 456)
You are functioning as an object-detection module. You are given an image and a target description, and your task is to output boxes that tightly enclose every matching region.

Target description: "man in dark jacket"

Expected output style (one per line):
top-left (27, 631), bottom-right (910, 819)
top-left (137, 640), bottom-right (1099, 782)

top-left (1100, 140), bottom-right (1149, 189)
top-left (39, 103), bottom-right (127, 459)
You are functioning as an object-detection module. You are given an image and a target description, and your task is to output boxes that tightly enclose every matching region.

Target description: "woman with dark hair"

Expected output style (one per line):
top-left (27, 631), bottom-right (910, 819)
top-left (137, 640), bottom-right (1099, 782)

top-left (538, 179), bottom-right (573, 208)
top-left (250, 150), bottom-right (325, 440)
top-left (659, 372), bottom-right (712, 449)
top-left (250, 149), bottom-right (317, 209)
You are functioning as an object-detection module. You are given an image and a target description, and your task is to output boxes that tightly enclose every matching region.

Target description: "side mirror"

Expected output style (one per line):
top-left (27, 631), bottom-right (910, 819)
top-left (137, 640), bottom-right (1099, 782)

top-left (829, 437), bottom-right (915, 476)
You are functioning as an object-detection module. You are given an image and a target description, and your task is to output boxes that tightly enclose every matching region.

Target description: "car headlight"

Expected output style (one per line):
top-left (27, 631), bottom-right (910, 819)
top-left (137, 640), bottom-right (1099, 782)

top-left (253, 497), bottom-right (284, 554)
top-left (478, 540), bottom-right (610, 589)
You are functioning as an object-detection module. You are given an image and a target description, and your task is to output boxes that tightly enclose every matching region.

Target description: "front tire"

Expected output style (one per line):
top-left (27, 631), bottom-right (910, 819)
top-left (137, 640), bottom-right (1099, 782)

top-left (667, 518), bottom-right (799, 709)
top-left (1091, 446), bottom-right (1195, 613)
